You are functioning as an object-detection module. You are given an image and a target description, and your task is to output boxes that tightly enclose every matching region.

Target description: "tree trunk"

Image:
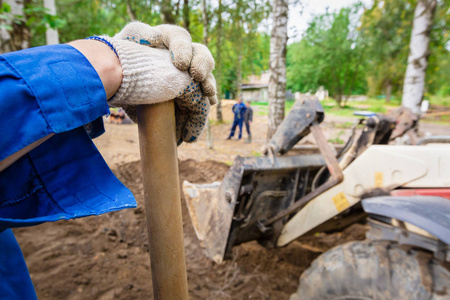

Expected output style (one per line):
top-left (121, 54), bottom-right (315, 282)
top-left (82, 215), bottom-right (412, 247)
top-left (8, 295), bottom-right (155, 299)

top-left (0, 0), bottom-right (29, 53)
top-left (385, 79), bottom-right (392, 103)
top-left (236, 52), bottom-right (242, 97)
top-left (233, 0), bottom-right (243, 99)
top-left (215, 0), bottom-right (223, 122)
top-left (335, 94), bottom-right (342, 107)
top-left (267, 0), bottom-right (288, 140)
top-left (161, 0), bottom-right (176, 24)
top-left (201, 0), bottom-right (213, 149)
top-left (401, 0), bottom-right (437, 115)
top-left (201, 0), bottom-right (208, 45)
top-left (44, 0), bottom-right (59, 44)
top-left (182, 0), bottom-right (190, 32)
top-left (126, 0), bottom-right (137, 20)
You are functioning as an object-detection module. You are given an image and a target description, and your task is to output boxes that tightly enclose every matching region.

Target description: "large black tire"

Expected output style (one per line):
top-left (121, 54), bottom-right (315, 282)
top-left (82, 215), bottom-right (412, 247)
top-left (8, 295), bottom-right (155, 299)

top-left (290, 240), bottom-right (450, 300)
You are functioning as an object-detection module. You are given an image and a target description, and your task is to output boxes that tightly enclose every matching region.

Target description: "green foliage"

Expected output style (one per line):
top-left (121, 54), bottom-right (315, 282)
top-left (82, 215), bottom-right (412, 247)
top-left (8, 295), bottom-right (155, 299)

top-left (21, 0), bottom-right (270, 98)
top-left (25, 2), bottom-right (66, 46)
top-left (208, 0), bottom-right (270, 97)
top-left (12, 0), bottom-right (449, 105)
top-left (428, 95), bottom-right (450, 107)
top-left (361, 0), bottom-right (450, 99)
top-left (0, 2), bottom-right (13, 31)
top-left (287, 0), bottom-right (449, 107)
top-left (427, 0), bottom-right (450, 96)
top-left (359, 0), bottom-right (415, 100)
top-left (287, 4), bottom-right (368, 106)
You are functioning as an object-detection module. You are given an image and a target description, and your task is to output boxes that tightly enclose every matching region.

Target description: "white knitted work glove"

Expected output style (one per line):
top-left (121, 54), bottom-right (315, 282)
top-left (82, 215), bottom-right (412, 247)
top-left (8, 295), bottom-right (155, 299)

top-left (115, 21), bottom-right (217, 105)
top-left (100, 36), bottom-right (211, 144)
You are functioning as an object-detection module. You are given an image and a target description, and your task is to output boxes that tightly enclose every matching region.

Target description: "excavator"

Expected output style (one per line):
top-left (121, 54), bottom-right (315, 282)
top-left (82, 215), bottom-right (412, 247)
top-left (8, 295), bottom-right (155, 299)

top-left (183, 97), bottom-right (450, 299)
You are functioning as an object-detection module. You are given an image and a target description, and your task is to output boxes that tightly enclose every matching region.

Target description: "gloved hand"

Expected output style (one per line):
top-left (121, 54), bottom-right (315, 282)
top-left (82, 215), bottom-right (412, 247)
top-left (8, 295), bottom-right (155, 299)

top-left (94, 21), bottom-right (217, 144)
top-left (114, 21), bottom-right (217, 105)
top-left (98, 36), bottom-right (213, 144)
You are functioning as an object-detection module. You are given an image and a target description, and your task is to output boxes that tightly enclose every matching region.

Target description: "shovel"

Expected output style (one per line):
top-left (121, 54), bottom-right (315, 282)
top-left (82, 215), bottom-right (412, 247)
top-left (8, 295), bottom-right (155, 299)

top-left (137, 101), bottom-right (189, 299)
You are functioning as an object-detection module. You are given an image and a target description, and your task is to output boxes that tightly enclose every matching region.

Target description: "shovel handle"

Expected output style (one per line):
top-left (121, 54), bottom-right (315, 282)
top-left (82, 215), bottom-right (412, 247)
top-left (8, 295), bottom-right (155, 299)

top-left (137, 101), bottom-right (189, 300)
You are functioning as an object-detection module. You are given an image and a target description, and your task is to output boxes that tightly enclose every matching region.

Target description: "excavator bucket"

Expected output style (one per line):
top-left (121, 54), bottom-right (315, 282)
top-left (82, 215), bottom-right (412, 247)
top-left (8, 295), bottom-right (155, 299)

top-left (183, 97), bottom-right (327, 263)
top-left (183, 155), bottom-right (325, 263)
top-left (183, 181), bottom-right (221, 242)
top-left (183, 179), bottom-right (233, 264)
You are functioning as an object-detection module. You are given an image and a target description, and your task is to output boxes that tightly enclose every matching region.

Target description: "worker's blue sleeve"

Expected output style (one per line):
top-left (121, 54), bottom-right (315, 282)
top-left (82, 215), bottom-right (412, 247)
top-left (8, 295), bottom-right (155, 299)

top-left (0, 229), bottom-right (37, 300)
top-left (0, 44), bottom-right (137, 299)
top-left (0, 44), bottom-right (110, 161)
top-left (0, 44), bottom-right (136, 228)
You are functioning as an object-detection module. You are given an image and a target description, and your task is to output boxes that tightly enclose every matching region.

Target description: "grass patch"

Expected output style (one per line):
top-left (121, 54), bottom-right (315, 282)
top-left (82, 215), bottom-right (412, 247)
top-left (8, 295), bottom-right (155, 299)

top-left (427, 95), bottom-right (450, 107)
top-left (253, 102), bottom-right (269, 116)
top-left (257, 108), bottom-right (269, 116)
top-left (328, 130), bottom-right (345, 144)
top-left (252, 102), bottom-right (269, 107)
top-left (286, 100), bottom-right (295, 112)
top-left (422, 114), bottom-right (450, 125)
top-left (323, 97), bottom-right (393, 117)
top-left (252, 95), bottom-right (449, 119)
top-left (252, 100), bottom-right (296, 116)
top-left (333, 121), bottom-right (354, 129)
top-left (251, 151), bottom-right (262, 157)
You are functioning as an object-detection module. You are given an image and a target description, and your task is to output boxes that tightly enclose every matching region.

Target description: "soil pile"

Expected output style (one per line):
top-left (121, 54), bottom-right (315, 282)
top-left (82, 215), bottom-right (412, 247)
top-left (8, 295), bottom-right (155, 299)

top-left (14, 158), bottom-right (366, 300)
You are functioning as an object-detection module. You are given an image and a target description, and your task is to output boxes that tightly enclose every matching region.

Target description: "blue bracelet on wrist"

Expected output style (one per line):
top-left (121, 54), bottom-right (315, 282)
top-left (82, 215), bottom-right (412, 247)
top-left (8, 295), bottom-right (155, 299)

top-left (85, 36), bottom-right (119, 58)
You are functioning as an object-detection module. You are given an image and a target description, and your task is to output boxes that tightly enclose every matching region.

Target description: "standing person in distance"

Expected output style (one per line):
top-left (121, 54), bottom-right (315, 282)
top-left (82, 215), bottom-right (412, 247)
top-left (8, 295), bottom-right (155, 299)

top-left (226, 97), bottom-right (246, 140)
top-left (244, 100), bottom-right (253, 143)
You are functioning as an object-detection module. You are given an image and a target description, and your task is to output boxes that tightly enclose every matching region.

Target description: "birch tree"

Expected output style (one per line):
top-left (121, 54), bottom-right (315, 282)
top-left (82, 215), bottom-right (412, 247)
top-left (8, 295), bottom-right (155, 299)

top-left (0, 0), bottom-right (29, 53)
top-left (215, 0), bottom-right (223, 122)
top-left (44, 0), bottom-right (59, 44)
top-left (231, 0), bottom-right (244, 98)
top-left (267, 0), bottom-right (288, 139)
top-left (202, 0), bottom-right (213, 149)
top-left (401, 0), bottom-right (437, 114)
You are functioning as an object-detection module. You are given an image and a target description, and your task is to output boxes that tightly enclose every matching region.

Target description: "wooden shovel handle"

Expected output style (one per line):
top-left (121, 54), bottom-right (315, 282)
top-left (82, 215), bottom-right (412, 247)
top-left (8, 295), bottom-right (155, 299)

top-left (137, 101), bottom-right (189, 300)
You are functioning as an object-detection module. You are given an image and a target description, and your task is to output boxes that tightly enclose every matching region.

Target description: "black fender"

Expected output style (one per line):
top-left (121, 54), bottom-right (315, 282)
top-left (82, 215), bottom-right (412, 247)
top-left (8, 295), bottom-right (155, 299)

top-left (362, 196), bottom-right (450, 244)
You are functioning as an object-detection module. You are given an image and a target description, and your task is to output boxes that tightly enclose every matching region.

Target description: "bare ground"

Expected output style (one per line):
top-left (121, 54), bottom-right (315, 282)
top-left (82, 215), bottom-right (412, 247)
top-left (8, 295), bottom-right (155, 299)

top-left (13, 111), bottom-right (449, 299)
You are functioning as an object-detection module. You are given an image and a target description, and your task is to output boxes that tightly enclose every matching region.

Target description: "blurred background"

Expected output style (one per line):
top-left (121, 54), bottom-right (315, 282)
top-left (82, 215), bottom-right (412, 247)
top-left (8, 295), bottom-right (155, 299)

top-left (1, 0), bottom-right (448, 119)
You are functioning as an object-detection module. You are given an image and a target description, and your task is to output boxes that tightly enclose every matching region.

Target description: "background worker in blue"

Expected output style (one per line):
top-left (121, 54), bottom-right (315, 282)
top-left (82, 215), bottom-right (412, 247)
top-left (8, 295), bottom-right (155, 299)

top-left (0, 21), bottom-right (216, 299)
top-left (244, 100), bottom-right (253, 143)
top-left (226, 97), bottom-right (247, 140)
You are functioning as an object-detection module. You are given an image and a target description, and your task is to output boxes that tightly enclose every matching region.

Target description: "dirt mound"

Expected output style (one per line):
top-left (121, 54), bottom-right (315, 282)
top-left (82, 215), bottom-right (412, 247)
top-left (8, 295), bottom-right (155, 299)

top-left (112, 159), bottom-right (229, 186)
top-left (179, 159), bottom-right (230, 183)
top-left (14, 158), bottom-right (367, 299)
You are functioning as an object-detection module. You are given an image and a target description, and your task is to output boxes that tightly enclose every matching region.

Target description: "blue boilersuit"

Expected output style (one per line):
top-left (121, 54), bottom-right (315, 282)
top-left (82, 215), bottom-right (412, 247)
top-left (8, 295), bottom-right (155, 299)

top-left (228, 102), bottom-right (246, 139)
top-left (0, 44), bottom-right (136, 299)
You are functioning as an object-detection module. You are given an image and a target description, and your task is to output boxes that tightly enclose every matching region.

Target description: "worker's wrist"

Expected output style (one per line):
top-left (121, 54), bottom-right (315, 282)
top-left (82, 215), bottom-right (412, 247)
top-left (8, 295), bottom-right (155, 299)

top-left (68, 39), bottom-right (123, 100)
top-left (85, 36), bottom-right (119, 58)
